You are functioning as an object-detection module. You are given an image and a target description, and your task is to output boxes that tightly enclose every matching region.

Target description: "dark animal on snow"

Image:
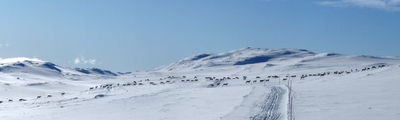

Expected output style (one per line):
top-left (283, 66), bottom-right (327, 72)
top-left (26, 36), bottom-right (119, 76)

top-left (19, 99), bottom-right (27, 101)
top-left (47, 95), bottom-right (52, 97)
top-left (150, 82), bottom-right (156, 85)
top-left (37, 96), bottom-right (41, 99)
top-left (222, 83), bottom-right (228, 86)
top-left (245, 80), bottom-right (251, 84)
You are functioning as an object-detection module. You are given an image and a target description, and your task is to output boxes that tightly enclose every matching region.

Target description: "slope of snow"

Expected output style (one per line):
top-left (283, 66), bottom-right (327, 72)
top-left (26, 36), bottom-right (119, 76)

top-left (293, 65), bottom-right (400, 120)
top-left (155, 47), bottom-right (316, 72)
top-left (1, 48), bottom-right (400, 120)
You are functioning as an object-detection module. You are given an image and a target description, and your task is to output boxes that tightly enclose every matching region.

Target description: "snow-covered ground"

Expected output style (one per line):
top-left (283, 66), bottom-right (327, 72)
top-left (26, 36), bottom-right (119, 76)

top-left (1, 48), bottom-right (400, 120)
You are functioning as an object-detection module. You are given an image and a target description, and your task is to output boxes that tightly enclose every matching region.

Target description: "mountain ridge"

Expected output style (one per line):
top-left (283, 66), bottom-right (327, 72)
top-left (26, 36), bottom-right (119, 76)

top-left (2, 48), bottom-right (399, 76)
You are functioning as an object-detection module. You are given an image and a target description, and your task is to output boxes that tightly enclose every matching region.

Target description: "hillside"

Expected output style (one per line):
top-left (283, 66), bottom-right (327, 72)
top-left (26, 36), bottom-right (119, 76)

top-left (1, 48), bottom-right (400, 120)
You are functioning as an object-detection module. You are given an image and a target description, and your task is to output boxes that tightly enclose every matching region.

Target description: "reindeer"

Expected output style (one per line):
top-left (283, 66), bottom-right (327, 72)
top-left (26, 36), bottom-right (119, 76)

top-left (245, 80), bottom-right (251, 84)
top-left (282, 78), bottom-right (287, 81)
top-left (222, 83), bottom-right (228, 86)
top-left (19, 99), bottom-right (27, 102)
top-left (37, 96), bottom-right (41, 99)
top-left (61, 92), bottom-right (65, 96)
top-left (256, 76), bottom-right (260, 79)
top-left (0, 101), bottom-right (2, 103)
top-left (253, 80), bottom-right (257, 83)
top-left (8, 99), bottom-right (13, 102)
top-left (260, 80), bottom-right (265, 82)
top-left (160, 82), bottom-right (165, 84)
top-left (149, 82), bottom-right (156, 85)
top-left (47, 95), bottom-right (52, 98)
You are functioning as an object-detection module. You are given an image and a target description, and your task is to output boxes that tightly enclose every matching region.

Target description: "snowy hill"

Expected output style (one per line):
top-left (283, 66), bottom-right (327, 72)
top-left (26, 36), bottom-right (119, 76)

top-left (1, 48), bottom-right (400, 120)
top-left (155, 47), bottom-right (317, 72)
top-left (0, 57), bottom-right (118, 79)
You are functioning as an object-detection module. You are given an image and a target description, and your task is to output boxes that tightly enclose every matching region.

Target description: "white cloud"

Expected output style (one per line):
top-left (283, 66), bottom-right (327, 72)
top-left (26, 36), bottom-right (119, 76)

top-left (74, 56), bottom-right (96, 65)
top-left (0, 43), bottom-right (10, 47)
top-left (317, 0), bottom-right (400, 11)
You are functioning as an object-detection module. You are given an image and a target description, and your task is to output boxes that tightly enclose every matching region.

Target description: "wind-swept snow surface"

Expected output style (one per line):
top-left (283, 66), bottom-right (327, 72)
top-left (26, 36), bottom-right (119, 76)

top-left (1, 48), bottom-right (400, 120)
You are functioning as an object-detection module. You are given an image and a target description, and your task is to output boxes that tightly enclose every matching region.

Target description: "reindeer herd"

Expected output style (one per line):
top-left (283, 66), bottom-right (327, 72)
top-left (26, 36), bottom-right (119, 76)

top-left (0, 64), bottom-right (393, 105)
top-left (0, 92), bottom-right (65, 104)
top-left (300, 65), bottom-right (387, 79)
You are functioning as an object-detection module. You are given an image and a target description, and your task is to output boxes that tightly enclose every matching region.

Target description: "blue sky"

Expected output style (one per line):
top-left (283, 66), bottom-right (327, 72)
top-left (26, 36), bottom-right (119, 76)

top-left (1, 0), bottom-right (399, 72)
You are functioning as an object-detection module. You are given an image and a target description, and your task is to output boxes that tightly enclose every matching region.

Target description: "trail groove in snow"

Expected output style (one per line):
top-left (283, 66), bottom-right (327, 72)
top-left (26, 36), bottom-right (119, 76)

top-left (252, 86), bottom-right (287, 120)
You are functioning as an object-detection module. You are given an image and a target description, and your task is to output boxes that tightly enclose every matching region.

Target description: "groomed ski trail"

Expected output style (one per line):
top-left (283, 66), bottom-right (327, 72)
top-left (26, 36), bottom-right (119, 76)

top-left (252, 86), bottom-right (288, 120)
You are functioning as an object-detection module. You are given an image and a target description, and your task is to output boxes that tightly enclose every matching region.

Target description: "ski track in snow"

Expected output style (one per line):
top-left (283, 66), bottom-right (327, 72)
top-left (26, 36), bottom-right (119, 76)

top-left (251, 86), bottom-right (286, 120)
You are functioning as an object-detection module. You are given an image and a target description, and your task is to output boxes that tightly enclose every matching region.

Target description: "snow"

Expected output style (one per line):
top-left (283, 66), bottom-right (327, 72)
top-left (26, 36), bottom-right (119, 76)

top-left (1, 48), bottom-right (400, 120)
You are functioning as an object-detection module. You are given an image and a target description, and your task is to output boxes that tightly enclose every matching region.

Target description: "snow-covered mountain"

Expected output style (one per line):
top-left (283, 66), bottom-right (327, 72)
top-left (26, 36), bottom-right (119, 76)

top-left (155, 48), bottom-right (315, 71)
top-left (155, 47), bottom-right (399, 73)
top-left (1, 48), bottom-right (400, 120)
top-left (0, 57), bottom-right (118, 79)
